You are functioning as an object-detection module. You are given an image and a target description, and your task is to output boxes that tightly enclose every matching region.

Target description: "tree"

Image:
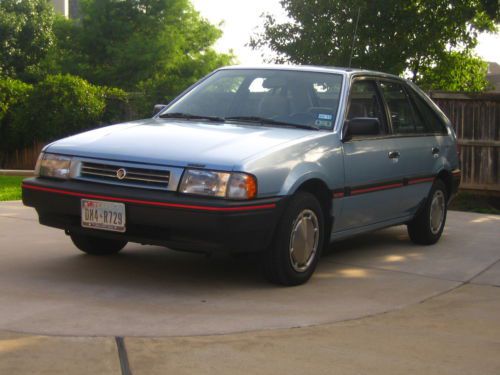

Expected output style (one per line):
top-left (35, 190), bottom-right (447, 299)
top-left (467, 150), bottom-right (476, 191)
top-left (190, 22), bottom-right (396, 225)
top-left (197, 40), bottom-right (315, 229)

top-left (50, 0), bottom-right (232, 90)
top-left (418, 51), bottom-right (490, 92)
top-left (0, 0), bottom-right (55, 80)
top-left (251, 0), bottom-right (497, 83)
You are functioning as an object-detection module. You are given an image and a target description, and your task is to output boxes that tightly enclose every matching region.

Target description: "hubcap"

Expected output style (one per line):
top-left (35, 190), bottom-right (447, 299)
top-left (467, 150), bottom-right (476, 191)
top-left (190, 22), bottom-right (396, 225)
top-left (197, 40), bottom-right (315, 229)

top-left (429, 190), bottom-right (446, 235)
top-left (289, 209), bottom-right (319, 273)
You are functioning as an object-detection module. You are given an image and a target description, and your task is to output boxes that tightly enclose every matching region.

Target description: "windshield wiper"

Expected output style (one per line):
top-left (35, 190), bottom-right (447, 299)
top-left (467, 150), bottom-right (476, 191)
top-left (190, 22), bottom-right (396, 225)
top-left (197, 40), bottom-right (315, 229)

top-left (159, 112), bottom-right (225, 122)
top-left (225, 116), bottom-right (319, 131)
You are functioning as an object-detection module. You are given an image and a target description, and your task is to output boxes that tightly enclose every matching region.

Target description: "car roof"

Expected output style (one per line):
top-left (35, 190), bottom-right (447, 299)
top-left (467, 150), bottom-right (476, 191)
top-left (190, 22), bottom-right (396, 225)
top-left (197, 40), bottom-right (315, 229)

top-left (219, 64), bottom-right (405, 81)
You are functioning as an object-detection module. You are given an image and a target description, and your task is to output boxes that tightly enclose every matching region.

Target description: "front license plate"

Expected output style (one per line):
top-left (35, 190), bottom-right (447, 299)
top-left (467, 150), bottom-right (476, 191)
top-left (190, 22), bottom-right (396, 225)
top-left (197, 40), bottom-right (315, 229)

top-left (81, 199), bottom-right (126, 233)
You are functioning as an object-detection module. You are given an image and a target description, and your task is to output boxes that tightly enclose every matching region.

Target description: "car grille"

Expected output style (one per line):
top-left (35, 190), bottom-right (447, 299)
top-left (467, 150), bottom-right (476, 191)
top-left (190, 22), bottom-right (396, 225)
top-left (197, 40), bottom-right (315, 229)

top-left (79, 162), bottom-right (170, 189)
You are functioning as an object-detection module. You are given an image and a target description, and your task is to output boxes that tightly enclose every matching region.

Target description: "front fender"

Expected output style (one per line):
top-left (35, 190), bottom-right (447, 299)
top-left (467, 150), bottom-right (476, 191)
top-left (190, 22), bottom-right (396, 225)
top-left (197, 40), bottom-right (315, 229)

top-left (279, 163), bottom-right (335, 196)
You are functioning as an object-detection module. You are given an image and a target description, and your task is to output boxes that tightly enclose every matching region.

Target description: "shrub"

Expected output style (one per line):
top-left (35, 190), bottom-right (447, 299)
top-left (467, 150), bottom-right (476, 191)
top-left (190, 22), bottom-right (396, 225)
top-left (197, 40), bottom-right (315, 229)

top-left (98, 86), bottom-right (132, 124)
top-left (12, 74), bottom-right (106, 147)
top-left (0, 77), bottom-right (33, 153)
top-left (1, 74), bottom-right (138, 168)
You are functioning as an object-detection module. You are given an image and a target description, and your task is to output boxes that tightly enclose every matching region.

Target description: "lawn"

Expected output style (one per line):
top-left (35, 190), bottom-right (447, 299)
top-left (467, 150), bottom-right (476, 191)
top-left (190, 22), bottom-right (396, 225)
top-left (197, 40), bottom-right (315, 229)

top-left (0, 176), bottom-right (25, 201)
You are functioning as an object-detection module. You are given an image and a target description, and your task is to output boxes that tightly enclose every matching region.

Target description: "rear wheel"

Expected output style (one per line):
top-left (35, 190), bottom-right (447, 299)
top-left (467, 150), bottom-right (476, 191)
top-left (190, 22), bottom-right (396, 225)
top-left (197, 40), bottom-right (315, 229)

top-left (407, 179), bottom-right (447, 245)
top-left (70, 233), bottom-right (127, 255)
top-left (263, 191), bottom-right (324, 286)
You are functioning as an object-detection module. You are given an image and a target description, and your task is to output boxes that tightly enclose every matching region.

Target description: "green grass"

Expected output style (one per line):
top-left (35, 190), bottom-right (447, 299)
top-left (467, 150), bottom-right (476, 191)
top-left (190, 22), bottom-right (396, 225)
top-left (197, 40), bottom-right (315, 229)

top-left (0, 176), bottom-right (24, 201)
top-left (449, 191), bottom-right (500, 215)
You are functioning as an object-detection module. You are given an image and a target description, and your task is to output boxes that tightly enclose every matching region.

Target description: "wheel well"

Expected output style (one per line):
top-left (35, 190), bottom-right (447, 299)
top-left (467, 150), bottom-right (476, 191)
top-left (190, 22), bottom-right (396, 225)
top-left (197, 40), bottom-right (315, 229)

top-left (437, 170), bottom-right (452, 198)
top-left (296, 179), bottom-right (333, 237)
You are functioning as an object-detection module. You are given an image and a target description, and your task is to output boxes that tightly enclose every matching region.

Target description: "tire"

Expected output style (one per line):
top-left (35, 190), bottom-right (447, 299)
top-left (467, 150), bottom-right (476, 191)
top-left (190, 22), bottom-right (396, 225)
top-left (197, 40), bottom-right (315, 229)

top-left (263, 191), bottom-right (325, 286)
top-left (407, 179), bottom-right (448, 245)
top-left (70, 233), bottom-right (127, 256)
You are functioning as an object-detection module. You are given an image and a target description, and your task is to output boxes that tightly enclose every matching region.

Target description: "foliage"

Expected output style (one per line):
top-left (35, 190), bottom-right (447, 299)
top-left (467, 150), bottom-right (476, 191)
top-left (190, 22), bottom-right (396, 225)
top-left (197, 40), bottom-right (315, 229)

top-left (0, 0), bottom-right (55, 81)
top-left (12, 74), bottom-right (106, 148)
top-left (1, 0), bottom-right (232, 123)
top-left (418, 52), bottom-right (490, 92)
top-left (251, 0), bottom-right (497, 83)
top-left (0, 74), bottom-right (132, 156)
top-left (32, 14), bottom-right (82, 81)
top-left (0, 78), bottom-right (33, 153)
top-left (49, 0), bottom-right (233, 92)
top-left (0, 176), bottom-right (24, 201)
top-left (0, 78), bottom-right (33, 123)
top-left (99, 86), bottom-right (131, 124)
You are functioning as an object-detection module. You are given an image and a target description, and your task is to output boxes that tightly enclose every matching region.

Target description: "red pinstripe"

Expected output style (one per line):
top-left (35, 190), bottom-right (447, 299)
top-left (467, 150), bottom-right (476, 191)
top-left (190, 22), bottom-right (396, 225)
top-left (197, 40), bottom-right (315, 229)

top-left (351, 182), bottom-right (404, 195)
top-left (407, 177), bottom-right (435, 185)
top-left (22, 183), bottom-right (276, 212)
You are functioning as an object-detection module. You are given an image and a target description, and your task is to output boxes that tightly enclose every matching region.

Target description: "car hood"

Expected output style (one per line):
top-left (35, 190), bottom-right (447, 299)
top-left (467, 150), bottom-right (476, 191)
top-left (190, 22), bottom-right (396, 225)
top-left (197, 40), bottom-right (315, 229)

top-left (46, 118), bottom-right (320, 170)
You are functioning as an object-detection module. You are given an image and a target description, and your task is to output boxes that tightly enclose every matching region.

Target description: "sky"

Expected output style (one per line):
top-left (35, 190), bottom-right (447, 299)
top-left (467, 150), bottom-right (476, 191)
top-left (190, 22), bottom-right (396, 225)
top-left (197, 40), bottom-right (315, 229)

top-left (191, 0), bottom-right (500, 66)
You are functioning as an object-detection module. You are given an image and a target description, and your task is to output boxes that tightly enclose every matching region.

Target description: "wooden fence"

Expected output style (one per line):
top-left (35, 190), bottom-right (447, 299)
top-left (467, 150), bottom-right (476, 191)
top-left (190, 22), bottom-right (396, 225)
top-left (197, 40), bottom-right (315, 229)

top-left (1, 92), bottom-right (499, 193)
top-left (430, 92), bottom-right (499, 192)
top-left (0, 141), bottom-right (45, 170)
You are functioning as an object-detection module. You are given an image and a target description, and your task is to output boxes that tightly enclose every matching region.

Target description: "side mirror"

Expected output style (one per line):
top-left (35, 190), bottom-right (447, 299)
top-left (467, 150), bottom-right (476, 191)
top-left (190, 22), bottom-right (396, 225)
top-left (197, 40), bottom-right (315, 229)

top-left (152, 104), bottom-right (168, 117)
top-left (342, 117), bottom-right (380, 141)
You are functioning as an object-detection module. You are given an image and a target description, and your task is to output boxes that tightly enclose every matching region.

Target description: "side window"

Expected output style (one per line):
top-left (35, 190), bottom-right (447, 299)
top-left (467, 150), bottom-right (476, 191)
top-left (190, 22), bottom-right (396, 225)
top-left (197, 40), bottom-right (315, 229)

top-left (408, 90), bottom-right (448, 134)
top-left (347, 80), bottom-right (386, 134)
top-left (379, 81), bottom-right (421, 134)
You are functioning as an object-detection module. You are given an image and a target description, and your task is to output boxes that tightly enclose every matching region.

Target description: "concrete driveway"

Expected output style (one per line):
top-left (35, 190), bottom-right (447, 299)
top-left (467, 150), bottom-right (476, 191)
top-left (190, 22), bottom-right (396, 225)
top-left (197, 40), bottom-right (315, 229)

top-left (0, 201), bottom-right (499, 374)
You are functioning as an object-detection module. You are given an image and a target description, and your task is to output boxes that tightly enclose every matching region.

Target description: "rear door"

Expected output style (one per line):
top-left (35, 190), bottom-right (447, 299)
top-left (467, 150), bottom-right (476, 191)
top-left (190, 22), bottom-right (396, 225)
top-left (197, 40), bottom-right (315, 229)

top-left (335, 78), bottom-right (406, 231)
top-left (378, 80), bottom-right (447, 214)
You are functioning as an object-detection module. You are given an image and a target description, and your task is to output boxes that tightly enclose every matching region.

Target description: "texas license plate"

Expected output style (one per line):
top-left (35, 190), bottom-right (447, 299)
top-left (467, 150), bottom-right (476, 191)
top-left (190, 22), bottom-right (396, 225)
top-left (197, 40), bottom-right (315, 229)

top-left (81, 199), bottom-right (126, 232)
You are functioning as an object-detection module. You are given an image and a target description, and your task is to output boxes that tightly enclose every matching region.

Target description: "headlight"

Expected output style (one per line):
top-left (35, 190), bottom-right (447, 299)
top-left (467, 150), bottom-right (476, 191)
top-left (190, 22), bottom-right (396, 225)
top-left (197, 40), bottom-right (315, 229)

top-left (35, 153), bottom-right (72, 179)
top-left (179, 169), bottom-right (257, 199)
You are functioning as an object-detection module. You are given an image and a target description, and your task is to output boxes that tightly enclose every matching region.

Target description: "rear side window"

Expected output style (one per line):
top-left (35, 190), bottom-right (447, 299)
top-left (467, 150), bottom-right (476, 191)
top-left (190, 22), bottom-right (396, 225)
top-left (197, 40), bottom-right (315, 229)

top-left (409, 90), bottom-right (448, 134)
top-left (379, 81), bottom-right (421, 134)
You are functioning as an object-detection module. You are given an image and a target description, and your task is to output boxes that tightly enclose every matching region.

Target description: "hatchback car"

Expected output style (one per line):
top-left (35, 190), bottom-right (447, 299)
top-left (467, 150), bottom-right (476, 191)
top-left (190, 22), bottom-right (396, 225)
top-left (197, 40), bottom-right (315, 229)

top-left (22, 66), bottom-right (460, 285)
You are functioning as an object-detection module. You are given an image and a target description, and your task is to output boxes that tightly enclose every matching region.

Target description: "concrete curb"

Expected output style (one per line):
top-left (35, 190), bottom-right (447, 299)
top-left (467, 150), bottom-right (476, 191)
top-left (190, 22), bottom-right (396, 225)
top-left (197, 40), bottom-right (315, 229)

top-left (0, 170), bottom-right (34, 177)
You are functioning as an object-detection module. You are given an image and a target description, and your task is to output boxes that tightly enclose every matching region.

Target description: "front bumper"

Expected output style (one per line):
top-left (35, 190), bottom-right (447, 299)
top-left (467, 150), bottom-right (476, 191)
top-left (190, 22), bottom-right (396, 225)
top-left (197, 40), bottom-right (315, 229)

top-left (22, 178), bottom-right (286, 253)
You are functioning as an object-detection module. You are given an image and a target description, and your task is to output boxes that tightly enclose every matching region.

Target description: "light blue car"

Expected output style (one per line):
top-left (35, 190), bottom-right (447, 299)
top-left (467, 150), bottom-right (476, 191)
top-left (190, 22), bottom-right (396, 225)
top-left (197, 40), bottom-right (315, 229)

top-left (23, 66), bottom-right (461, 285)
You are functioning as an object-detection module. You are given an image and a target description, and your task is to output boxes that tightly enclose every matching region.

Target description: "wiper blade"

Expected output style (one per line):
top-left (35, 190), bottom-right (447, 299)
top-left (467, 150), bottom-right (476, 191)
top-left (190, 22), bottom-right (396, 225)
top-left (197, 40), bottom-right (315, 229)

top-left (225, 116), bottom-right (319, 131)
top-left (159, 112), bottom-right (225, 122)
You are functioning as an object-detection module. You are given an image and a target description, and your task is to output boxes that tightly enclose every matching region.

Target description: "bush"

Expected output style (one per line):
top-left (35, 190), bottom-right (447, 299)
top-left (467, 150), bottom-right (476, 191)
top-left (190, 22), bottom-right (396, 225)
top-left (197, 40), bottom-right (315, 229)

top-left (0, 77), bottom-right (33, 152)
top-left (12, 74), bottom-right (106, 147)
top-left (1, 74), bottom-right (138, 167)
top-left (0, 78), bottom-right (33, 121)
top-left (98, 86), bottom-right (132, 124)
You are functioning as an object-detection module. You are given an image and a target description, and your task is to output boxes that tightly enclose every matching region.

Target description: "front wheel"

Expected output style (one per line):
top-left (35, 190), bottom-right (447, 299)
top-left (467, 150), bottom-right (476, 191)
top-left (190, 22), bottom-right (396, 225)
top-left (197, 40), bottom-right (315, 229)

top-left (263, 191), bottom-right (325, 286)
top-left (407, 179), bottom-right (448, 245)
top-left (70, 233), bottom-right (127, 255)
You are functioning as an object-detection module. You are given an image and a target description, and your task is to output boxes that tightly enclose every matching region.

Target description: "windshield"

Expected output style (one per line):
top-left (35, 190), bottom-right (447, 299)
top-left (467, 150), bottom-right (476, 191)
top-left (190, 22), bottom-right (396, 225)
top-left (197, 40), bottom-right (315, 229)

top-left (161, 69), bottom-right (343, 130)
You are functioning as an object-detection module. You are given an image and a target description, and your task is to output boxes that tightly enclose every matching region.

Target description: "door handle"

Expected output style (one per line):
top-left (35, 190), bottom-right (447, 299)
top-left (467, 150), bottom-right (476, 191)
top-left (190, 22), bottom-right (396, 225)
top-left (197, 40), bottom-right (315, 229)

top-left (388, 151), bottom-right (400, 159)
top-left (432, 147), bottom-right (440, 156)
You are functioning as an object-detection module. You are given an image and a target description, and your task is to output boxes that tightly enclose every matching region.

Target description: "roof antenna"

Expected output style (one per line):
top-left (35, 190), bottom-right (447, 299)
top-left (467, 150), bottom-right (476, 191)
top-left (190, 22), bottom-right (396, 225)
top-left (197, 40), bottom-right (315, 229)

top-left (348, 6), bottom-right (361, 68)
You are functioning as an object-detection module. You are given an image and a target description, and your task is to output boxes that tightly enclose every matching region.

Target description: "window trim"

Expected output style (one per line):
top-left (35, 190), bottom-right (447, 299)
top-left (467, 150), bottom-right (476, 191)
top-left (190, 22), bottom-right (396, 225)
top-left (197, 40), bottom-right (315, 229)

top-left (405, 85), bottom-right (448, 135)
top-left (377, 78), bottom-right (424, 136)
top-left (342, 76), bottom-right (390, 141)
top-left (342, 75), bottom-right (451, 142)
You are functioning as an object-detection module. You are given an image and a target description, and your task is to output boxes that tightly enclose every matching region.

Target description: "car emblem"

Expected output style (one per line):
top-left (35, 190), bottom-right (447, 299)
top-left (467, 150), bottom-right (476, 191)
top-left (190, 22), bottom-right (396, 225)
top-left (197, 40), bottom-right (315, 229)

top-left (116, 168), bottom-right (127, 180)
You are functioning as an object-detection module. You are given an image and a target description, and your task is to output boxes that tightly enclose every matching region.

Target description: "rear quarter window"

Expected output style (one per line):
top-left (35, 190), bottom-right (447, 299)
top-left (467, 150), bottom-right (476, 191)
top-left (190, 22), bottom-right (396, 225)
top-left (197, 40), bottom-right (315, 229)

top-left (407, 89), bottom-right (448, 134)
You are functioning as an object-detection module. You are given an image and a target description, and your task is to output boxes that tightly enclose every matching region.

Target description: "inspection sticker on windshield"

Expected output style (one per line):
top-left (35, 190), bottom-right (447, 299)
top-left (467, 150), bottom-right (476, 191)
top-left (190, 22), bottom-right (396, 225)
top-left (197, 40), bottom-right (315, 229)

top-left (315, 113), bottom-right (333, 128)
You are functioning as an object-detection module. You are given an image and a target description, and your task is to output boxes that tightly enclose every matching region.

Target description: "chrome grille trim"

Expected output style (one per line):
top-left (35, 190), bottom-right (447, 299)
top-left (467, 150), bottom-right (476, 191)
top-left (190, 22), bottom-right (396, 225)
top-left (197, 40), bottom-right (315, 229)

top-left (79, 162), bottom-right (171, 189)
